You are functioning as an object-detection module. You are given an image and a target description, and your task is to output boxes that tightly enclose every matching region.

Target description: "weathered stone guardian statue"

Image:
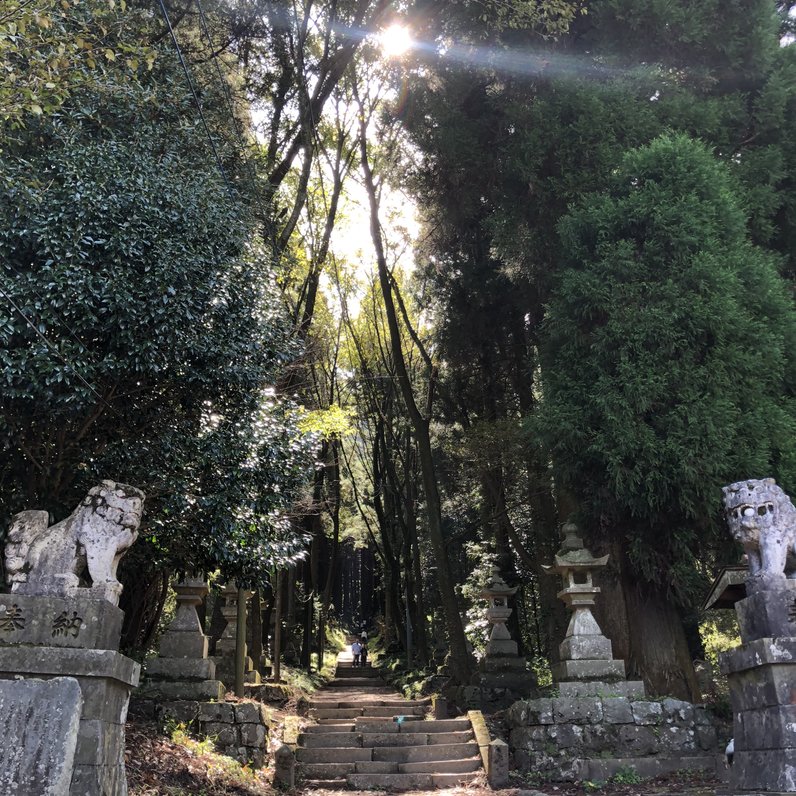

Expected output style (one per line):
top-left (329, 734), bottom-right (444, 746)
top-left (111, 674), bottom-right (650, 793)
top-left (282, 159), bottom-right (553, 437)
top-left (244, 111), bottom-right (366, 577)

top-left (722, 478), bottom-right (796, 593)
top-left (0, 480), bottom-right (145, 796)
top-left (719, 477), bottom-right (796, 793)
top-left (5, 480), bottom-right (144, 604)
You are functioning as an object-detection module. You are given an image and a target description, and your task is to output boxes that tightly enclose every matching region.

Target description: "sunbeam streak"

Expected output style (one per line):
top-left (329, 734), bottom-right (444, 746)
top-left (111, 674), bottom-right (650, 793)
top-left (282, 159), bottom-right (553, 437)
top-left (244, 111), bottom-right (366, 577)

top-left (334, 22), bottom-right (633, 81)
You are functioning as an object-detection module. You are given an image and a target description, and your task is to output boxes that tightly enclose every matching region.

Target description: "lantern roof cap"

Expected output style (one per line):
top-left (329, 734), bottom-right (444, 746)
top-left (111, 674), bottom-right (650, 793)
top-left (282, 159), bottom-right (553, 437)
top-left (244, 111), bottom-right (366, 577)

top-left (542, 522), bottom-right (610, 574)
top-left (480, 567), bottom-right (518, 598)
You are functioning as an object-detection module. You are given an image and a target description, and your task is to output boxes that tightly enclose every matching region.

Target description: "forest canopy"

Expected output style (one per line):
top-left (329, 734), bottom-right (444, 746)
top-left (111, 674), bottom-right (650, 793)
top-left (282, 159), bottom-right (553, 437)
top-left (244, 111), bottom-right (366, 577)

top-left (1, 0), bottom-right (794, 697)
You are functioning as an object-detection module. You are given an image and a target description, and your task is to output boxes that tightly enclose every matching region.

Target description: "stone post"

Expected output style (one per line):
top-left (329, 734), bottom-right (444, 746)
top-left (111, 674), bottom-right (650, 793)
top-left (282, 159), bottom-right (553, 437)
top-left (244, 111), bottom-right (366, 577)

top-left (719, 479), bottom-right (796, 793)
top-left (488, 739), bottom-right (509, 788)
top-left (140, 577), bottom-right (225, 701)
top-left (0, 481), bottom-right (145, 795)
top-left (432, 694), bottom-right (449, 720)
top-left (214, 583), bottom-right (261, 689)
top-left (274, 744), bottom-right (296, 788)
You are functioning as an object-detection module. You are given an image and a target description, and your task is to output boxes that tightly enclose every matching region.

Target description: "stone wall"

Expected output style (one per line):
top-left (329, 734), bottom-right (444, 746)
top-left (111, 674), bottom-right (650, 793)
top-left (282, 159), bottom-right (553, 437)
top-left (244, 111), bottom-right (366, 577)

top-left (132, 698), bottom-right (271, 768)
top-left (506, 694), bottom-right (726, 782)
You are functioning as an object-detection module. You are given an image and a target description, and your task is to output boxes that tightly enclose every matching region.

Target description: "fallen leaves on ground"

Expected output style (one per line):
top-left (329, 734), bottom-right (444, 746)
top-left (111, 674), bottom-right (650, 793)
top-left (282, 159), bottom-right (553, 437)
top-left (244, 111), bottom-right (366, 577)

top-left (127, 717), bottom-right (276, 796)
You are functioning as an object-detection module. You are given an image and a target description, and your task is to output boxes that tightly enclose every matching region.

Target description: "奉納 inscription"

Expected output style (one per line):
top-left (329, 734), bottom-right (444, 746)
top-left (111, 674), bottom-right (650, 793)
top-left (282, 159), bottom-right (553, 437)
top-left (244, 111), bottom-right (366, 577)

top-left (52, 610), bottom-right (83, 638)
top-left (0, 604), bottom-right (25, 633)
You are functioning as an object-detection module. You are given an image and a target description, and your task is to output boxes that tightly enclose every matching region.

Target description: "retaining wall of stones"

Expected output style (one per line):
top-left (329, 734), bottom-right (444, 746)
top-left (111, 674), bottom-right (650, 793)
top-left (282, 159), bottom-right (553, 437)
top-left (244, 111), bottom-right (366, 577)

top-left (506, 695), bottom-right (727, 782)
top-left (131, 698), bottom-right (271, 767)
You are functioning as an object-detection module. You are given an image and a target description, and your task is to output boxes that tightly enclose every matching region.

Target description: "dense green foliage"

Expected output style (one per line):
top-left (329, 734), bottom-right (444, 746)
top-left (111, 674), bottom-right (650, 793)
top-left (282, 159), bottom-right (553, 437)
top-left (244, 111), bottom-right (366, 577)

top-left (0, 0), bottom-right (155, 125)
top-left (0, 12), bottom-right (312, 586)
top-left (540, 133), bottom-right (796, 600)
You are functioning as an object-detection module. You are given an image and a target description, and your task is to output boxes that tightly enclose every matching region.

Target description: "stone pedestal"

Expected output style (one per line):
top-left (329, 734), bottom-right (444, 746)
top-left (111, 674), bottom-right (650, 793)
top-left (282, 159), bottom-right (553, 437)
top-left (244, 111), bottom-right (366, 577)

top-left (720, 629), bottom-right (796, 792)
top-left (140, 578), bottom-right (225, 702)
top-left (734, 581), bottom-right (796, 644)
top-left (213, 584), bottom-right (261, 688)
top-left (0, 593), bottom-right (139, 795)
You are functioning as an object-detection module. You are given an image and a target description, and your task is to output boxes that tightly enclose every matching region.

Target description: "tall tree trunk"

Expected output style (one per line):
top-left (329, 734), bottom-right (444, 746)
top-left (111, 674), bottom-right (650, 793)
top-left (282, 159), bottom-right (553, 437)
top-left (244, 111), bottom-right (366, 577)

top-left (286, 563), bottom-right (296, 645)
top-left (317, 441), bottom-right (341, 666)
top-left (408, 512), bottom-right (429, 664)
top-left (273, 570), bottom-right (283, 681)
top-left (300, 441), bottom-right (327, 670)
top-left (358, 122), bottom-right (473, 685)
top-left (383, 568), bottom-right (396, 645)
top-left (595, 535), bottom-right (700, 701)
top-left (481, 466), bottom-right (525, 654)
top-left (249, 587), bottom-right (263, 673)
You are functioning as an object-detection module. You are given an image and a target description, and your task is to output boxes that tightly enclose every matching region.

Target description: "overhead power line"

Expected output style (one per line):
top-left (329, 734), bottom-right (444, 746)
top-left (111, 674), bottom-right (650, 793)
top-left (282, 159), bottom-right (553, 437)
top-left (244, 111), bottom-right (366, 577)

top-left (156, 0), bottom-right (234, 198)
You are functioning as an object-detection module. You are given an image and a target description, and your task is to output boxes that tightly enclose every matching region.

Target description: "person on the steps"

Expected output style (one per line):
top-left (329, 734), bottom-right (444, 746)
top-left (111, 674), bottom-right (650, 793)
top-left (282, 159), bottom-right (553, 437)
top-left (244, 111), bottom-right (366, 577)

top-left (360, 642), bottom-right (368, 667)
top-left (351, 639), bottom-right (362, 666)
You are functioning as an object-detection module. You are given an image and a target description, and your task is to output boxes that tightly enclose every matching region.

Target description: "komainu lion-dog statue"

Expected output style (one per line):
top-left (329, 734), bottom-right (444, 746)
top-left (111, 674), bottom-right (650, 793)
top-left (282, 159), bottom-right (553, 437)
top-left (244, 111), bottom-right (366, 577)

top-left (722, 477), bottom-right (796, 592)
top-left (4, 480), bottom-right (145, 605)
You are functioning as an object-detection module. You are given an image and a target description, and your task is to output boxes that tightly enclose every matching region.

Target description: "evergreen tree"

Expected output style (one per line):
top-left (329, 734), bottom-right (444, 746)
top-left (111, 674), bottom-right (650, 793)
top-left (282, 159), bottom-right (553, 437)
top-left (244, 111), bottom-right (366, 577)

top-left (539, 133), bottom-right (796, 696)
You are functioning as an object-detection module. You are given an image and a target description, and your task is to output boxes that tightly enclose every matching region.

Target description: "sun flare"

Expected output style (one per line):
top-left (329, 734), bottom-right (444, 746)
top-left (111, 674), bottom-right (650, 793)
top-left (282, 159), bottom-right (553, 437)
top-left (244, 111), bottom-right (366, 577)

top-left (379, 24), bottom-right (413, 58)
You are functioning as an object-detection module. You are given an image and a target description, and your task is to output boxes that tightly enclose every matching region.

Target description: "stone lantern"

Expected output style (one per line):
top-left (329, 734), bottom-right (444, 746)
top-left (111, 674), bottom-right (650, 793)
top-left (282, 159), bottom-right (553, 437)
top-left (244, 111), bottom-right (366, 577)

top-left (544, 523), bottom-right (642, 697)
top-left (142, 575), bottom-right (225, 701)
top-left (476, 568), bottom-right (534, 696)
top-left (480, 568), bottom-right (519, 656)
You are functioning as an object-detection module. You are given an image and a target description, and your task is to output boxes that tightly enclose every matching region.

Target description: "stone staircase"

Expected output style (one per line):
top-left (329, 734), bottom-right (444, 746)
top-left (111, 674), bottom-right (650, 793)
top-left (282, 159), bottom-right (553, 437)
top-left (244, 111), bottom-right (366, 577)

top-left (296, 658), bottom-right (484, 789)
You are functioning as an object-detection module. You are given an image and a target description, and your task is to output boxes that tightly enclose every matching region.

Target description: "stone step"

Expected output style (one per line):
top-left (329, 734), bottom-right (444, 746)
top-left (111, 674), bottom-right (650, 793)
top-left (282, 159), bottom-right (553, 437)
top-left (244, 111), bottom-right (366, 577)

top-left (361, 730), bottom-right (473, 748)
top-left (299, 734), bottom-right (364, 748)
top-left (309, 698), bottom-right (429, 710)
top-left (361, 706), bottom-right (427, 718)
top-left (299, 728), bottom-right (473, 749)
top-left (399, 757), bottom-right (482, 774)
top-left (300, 762), bottom-right (355, 779)
top-left (309, 706), bottom-right (427, 721)
top-left (349, 718), bottom-right (467, 733)
top-left (427, 729), bottom-right (473, 744)
top-left (296, 747), bottom-right (373, 764)
top-left (352, 720), bottom-right (400, 734)
top-left (359, 733), bottom-right (428, 749)
top-left (334, 667), bottom-right (380, 677)
top-left (412, 718), bottom-right (471, 733)
top-left (356, 715), bottom-right (425, 725)
top-left (299, 779), bottom-right (348, 790)
top-left (372, 742), bottom-right (479, 763)
top-left (300, 758), bottom-right (482, 778)
top-left (347, 772), bottom-right (480, 790)
top-left (327, 678), bottom-right (385, 688)
top-left (300, 756), bottom-right (483, 778)
top-left (347, 773), bottom-right (433, 790)
top-left (355, 761), bottom-right (398, 774)
top-left (303, 723), bottom-right (355, 734)
top-left (434, 772), bottom-right (481, 787)
top-left (310, 708), bottom-right (362, 720)
top-left (297, 741), bottom-right (481, 765)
